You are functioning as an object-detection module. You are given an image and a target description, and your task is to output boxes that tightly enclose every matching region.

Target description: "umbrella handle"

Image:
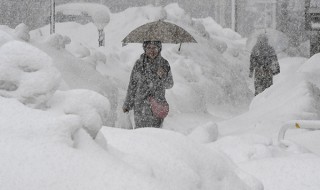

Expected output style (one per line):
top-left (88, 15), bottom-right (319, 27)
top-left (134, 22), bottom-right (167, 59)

top-left (178, 43), bottom-right (182, 51)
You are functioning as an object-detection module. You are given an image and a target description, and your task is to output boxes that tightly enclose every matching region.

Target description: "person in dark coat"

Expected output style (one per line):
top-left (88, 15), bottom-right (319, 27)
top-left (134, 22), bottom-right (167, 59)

top-left (123, 41), bottom-right (174, 128)
top-left (249, 34), bottom-right (280, 96)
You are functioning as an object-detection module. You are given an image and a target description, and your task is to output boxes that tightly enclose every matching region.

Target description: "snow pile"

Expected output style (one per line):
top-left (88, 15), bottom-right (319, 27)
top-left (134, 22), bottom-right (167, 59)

top-left (164, 3), bottom-right (192, 25)
top-left (46, 33), bottom-right (71, 50)
top-left (34, 33), bottom-right (119, 127)
top-left (48, 89), bottom-right (110, 138)
top-left (56, 3), bottom-right (110, 30)
top-left (0, 38), bottom-right (111, 137)
top-left (71, 42), bottom-right (91, 58)
top-left (213, 55), bottom-right (320, 190)
top-left (82, 49), bottom-right (107, 68)
top-left (210, 134), bottom-right (274, 163)
top-left (2, 2), bottom-right (320, 190)
top-left (299, 53), bottom-right (320, 74)
top-left (0, 93), bottom-right (258, 190)
top-left (217, 56), bottom-right (320, 137)
top-left (103, 127), bottom-right (261, 190)
top-left (0, 28), bottom-right (14, 46)
top-left (188, 122), bottom-right (219, 143)
top-left (198, 17), bottom-right (241, 40)
top-left (0, 98), bottom-right (159, 190)
top-left (240, 153), bottom-right (320, 190)
top-left (249, 55), bottom-right (320, 122)
top-left (1, 23), bottom-right (31, 43)
top-left (0, 4), bottom-right (263, 189)
top-left (0, 41), bottom-right (61, 108)
top-left (13, 23), bottom-right (30, 42)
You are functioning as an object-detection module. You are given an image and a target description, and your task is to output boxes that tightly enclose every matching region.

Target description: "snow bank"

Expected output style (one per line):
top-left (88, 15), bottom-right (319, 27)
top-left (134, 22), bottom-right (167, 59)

top-left (82, 49), bottom-right (107, 68)
top-left (56, 3), bottom-right (110, 30)
top-left (71, 42), bottom-right (91, 58)
top-left (218, 57), bottom-right (320, 137)
top-left (214, 55), bottom-right (320, 190)
top-left (1, 23), bottom-right (31, 44)
top-left (188, 121), bottom-right (219, 143)
top-left (48, 89), bottom-right (110, 138)
top-left (299, 53), bottom-right (320, 75)
top-left (239, 154), bottom-right (320, 190)
top-left (102, 127), bottom-right (259, 190)
top-left (209, 134), bottom-right (273, 163)
top-left (14, 23), bottom-right (30, 42)
top-left (0, 41), bottom-right (61, 108)
top-left (4, 3), bottom-right (320, 190)
top-left (0, 28), bottom-right (14, 46)
top-left (0, 97), bottom-right (166, 190)
top-left (165, 3), bottom-right (192, 25)
top-left (37, 40), bottom-right (119, 127)
top-left (197, 17), bottom-right (242, 40)
top-left (46, 34), bottom-right (71, 49)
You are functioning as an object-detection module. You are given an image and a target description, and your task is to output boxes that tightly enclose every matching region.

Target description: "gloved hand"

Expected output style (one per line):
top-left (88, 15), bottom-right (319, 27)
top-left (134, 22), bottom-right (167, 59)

top-left (157, 67), bottom-right (166, 78)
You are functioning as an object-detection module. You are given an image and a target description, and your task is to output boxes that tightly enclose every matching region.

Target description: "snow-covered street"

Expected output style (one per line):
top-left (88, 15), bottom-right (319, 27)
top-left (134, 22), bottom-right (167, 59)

top-left (0, 2), bottom-right (320, 190)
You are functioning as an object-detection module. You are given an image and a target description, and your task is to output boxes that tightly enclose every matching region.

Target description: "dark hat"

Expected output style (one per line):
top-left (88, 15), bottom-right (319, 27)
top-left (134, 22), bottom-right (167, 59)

top-left (143, 41), bottom-right (162, 52)
top-left (257, 33), bottom-right (268, 44)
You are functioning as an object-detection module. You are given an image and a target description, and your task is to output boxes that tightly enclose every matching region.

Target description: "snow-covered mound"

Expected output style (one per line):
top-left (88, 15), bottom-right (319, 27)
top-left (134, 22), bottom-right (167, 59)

top-left (102, 127), bottom-right (261, 190)
top-left (0, 98), bottom-right (158, 190)
top-left (0, 41), bottom-right (61, 108)
top-left (0, 93), bottom-right (259, 190)
top-left (217, 56), bottom-right (320, 136)
top-left (56, 3), bottom-right (111, 30)
top-left (48, 89), bottom-right (110, 138)
top-left (0, 28), bottom-right (14, 46)
top-left (14, 23), bottom-right (30, 42)
top-left (2, 2), bottom-right (320, 190)
top-left (212, 55), bottom-right (320, 190)
top-left (0, 4), bottom-right (262, 190)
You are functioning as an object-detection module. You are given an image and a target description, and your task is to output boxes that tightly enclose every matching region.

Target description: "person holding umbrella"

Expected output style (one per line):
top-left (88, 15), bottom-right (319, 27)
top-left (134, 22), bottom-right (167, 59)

top-left (249, 34), bottom-right (280, 96)
top-left (122, 40), bottom-right (174, 128)
top-left (121, 20), bottom-right (196, 128)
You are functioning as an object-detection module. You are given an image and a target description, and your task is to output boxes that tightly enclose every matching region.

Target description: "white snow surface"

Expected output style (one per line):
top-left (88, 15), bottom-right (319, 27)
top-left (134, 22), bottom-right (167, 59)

top-left (56, 3), bottom-right (110, 29)
top-left (0, 3), bottom-right (319, 190)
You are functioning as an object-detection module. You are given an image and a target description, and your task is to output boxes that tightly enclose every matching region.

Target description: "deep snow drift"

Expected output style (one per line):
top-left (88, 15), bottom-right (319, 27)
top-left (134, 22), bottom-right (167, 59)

top-left (0, 3), bottom-right (320, 190)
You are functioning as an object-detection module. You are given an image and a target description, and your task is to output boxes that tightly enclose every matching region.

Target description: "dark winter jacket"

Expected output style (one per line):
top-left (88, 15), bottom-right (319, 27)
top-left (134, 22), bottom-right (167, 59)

top-left (249, 40), bottom-right (279, 95)
top-left (123, 53), bottom-right (174, 128)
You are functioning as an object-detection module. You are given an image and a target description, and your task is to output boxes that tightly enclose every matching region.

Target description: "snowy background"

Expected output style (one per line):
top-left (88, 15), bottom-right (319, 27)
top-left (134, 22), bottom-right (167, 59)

top-left (0, 3), bottom-right (320, 190)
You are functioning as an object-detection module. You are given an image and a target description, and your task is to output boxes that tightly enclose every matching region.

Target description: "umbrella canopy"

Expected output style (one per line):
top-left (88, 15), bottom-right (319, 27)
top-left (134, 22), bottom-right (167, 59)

top-left (246, 28), bottom-right (289, 54)
top-left (122, 20), bottom-right (197, 44)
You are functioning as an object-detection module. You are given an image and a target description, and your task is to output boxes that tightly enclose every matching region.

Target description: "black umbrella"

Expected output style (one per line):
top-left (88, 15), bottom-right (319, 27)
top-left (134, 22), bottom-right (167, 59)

top-left (122, 20), bottom-right (197, 50)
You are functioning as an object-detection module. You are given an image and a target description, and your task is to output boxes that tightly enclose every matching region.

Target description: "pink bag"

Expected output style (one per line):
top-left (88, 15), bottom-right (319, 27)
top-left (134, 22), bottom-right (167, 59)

top-left (148, 96), bottom-right (169, 119)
